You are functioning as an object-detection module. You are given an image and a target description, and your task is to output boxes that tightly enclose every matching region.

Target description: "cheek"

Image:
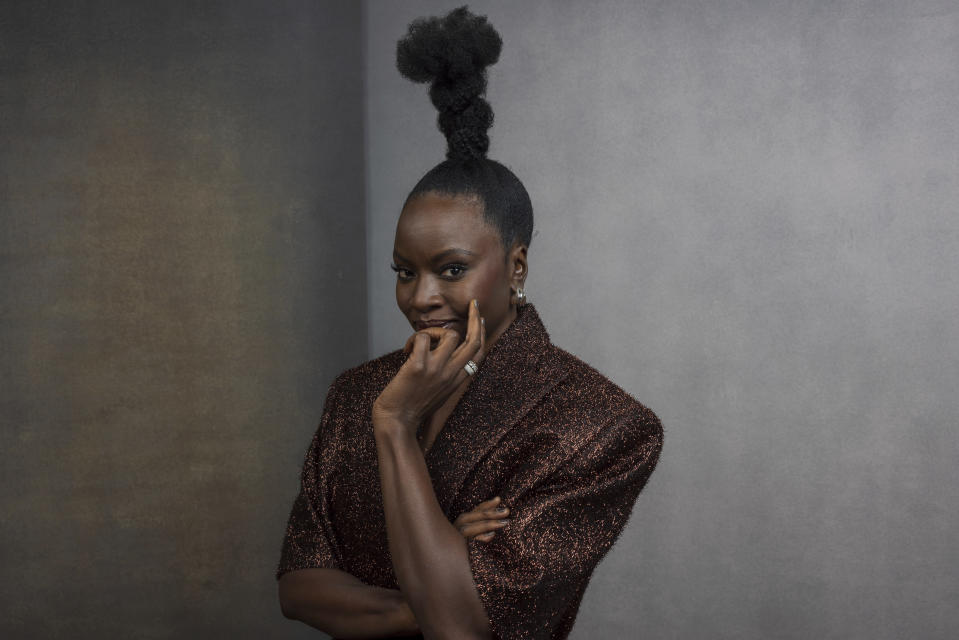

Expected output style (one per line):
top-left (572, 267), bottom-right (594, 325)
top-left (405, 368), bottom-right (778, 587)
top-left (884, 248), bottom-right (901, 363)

top-left (469, 270), bottom-right (510, 308)
top-left (395, 280), bottom-right (414, 310)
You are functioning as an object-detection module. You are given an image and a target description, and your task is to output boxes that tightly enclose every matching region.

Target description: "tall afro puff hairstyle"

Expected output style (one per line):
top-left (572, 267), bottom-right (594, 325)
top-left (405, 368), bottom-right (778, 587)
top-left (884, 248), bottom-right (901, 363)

top-left (396, 5), bottom-right (534, 255)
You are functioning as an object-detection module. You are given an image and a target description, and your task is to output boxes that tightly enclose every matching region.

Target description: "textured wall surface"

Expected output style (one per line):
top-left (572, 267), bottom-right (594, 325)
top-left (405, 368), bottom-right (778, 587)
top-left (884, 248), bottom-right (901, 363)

top-left (1, 2), bottom-right (365, 638)
top-left (366, 1), bottom-right (959, 638)
top-left (4, 1), bottom-right (958, 638)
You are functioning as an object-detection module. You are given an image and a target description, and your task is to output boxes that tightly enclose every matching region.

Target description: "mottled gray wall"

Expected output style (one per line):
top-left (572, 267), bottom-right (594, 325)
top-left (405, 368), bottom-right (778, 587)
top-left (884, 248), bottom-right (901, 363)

top-left (1, 2), bottom-right (364, 638)
top-left (366, 1), bottom-right (959, 638)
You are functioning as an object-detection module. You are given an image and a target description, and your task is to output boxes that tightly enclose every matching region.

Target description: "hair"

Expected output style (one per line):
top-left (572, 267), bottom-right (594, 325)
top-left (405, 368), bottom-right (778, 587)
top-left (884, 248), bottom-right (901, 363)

top-left (396, 5), bottom-right (533, 255)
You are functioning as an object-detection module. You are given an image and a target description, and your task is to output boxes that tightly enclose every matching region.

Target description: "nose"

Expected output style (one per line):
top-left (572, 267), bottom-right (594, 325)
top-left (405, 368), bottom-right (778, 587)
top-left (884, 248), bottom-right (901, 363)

top-left (408, 274), bottom-right (444, 312)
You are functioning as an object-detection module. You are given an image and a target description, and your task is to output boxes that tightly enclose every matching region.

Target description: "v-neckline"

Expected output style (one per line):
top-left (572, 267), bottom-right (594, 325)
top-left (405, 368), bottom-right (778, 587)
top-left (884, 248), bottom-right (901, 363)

top-left (379, 303), bottom-right (571, 512)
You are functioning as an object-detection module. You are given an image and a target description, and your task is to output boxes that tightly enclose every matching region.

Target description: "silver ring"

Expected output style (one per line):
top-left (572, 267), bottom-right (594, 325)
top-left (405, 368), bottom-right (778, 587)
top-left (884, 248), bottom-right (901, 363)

top-left (464, 360), bottom-right (479, 376)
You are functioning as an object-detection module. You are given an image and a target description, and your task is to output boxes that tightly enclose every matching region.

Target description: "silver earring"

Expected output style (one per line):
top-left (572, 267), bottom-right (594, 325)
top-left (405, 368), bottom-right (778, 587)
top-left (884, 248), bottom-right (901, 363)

top-left (515, 287), bottom-right (527, 306)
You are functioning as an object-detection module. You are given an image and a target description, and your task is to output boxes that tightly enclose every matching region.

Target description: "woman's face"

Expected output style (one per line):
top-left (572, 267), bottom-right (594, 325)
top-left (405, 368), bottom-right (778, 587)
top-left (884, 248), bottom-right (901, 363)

top-left (392, 191), bottom-right (527, 352)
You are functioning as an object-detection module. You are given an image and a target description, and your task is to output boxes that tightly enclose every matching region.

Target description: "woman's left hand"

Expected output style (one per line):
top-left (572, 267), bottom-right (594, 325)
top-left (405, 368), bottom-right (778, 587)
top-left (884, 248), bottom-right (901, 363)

top-left (372, 298), bottom-right (487, 432)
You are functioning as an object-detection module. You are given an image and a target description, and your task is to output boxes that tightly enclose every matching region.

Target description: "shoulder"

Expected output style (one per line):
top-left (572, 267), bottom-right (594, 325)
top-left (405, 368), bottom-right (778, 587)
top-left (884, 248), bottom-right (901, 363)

top-left (544, 344), bottom-right (664, 450)
top-left (325, 348), bottom-right (406, 403)
top-left (335, 348), bottom-right (405, 385)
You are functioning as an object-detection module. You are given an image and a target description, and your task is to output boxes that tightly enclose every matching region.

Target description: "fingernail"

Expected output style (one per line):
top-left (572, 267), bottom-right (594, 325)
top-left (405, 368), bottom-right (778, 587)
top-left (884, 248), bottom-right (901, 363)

top-left (496, 506), bottom-right (507, 513)
top-left (473, 299), bottom-right (479, 309)
top-left (499, 519), bottom-right (509, 525)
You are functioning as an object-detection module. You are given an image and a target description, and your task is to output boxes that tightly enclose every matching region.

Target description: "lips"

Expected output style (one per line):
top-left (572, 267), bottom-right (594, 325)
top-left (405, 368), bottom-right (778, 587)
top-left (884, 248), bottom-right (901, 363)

top-left (414, 319), bottom-right (458, 331)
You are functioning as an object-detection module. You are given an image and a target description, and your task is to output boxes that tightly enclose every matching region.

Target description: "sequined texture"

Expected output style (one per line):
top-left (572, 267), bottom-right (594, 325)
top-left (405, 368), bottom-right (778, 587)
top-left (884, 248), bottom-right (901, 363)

top-left (277, 303), bottom-right (664, 639)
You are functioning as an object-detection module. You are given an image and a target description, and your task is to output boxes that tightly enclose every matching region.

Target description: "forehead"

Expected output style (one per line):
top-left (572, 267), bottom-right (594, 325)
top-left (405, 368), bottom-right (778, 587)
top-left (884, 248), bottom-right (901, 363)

top-left (394, 193), bottom-right (500, 257)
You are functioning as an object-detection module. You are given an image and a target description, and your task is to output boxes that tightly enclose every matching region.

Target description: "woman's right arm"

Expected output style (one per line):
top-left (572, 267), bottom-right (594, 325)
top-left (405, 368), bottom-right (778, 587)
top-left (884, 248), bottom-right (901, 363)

top-left (278, 498), bottom-right (510, 638)
top-left (278, 567), bottom-right (421, 638)
top-left (278, 374), bottom-right (420, 637)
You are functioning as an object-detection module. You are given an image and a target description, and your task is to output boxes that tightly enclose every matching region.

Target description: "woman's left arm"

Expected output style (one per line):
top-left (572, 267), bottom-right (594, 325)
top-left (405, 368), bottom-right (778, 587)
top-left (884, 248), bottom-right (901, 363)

top-left (371, 299), bottom-right (492, 639)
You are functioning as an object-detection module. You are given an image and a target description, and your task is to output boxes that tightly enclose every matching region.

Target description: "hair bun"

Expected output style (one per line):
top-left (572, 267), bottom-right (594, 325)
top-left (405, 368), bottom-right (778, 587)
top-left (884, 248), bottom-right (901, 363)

top-left (396, 6), bottom-right (503, 161)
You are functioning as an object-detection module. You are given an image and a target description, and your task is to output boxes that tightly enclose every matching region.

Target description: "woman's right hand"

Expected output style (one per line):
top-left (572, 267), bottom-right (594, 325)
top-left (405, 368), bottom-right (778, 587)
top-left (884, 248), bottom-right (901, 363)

top-left (453, 496), bottom-right (511, 542)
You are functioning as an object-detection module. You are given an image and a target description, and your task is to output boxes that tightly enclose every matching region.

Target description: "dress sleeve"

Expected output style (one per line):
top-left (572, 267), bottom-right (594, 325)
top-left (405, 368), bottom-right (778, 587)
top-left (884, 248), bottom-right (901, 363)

top-left (275, 378), bottom-right (343, 580)
top-left (465, 408), bottom-right (664, 639)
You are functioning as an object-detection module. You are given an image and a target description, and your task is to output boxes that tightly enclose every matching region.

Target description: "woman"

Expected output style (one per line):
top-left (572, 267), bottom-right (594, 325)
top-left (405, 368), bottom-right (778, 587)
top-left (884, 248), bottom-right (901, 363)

top-left (276, 7), bottom-right (663, 639)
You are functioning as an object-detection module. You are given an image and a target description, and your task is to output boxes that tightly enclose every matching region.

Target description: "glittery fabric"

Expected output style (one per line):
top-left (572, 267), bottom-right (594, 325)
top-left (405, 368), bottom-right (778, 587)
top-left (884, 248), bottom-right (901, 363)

top-left (276, 303), bottom-right (664, 639)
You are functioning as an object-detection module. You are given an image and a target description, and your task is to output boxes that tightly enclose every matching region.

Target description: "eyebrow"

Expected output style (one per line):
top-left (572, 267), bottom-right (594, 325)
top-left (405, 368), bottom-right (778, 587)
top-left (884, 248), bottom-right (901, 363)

top-left (392, 248), bottom-right (477, 264)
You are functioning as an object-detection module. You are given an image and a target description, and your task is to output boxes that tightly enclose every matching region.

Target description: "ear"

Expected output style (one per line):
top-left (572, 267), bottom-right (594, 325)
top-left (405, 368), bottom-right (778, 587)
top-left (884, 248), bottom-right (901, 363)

top-left (507, 243), bottom-right (528, 288)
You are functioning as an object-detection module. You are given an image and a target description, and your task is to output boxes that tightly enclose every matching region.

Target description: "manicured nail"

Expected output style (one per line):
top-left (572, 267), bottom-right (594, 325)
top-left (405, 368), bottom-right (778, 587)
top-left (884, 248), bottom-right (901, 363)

top-left (499, 519), bottom-right (509, 525)
top-left (473, 299), bottom-right (479, 309)
top-left (496, 506), bottom-right (507, 513)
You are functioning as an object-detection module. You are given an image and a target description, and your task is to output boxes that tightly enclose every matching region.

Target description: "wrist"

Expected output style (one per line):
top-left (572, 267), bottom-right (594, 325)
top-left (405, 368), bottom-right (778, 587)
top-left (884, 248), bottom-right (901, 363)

top-left (372, 407), bottom-right (419, 434)
top-left (389, 596), bottom-right (422, 636)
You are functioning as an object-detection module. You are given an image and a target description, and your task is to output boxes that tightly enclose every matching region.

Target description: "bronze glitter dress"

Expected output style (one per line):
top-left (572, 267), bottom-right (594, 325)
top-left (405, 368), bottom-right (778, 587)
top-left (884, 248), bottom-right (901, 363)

top-left (276, 303), bottom-right (664, 639)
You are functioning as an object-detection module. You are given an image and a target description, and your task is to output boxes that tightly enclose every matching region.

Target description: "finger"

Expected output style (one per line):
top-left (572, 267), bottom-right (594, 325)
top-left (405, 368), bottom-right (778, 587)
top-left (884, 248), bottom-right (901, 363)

top-left (478, 312), bottom-right (486, 361)
top-left (413, 326), bottom-right (462, 361)
top-left (448, 300), bottom-right (484, 375)
top-left (407, 332), bottom-right (432, 368)
top-left (476, 531), bottom-right (496, 542)
top-left (456, 512), bottom-right (510, 534)
top-left (476, 496), bottom-right (502, 508)
top-left (403, 333), bottom-right (416, 355)
top-left (484, 505), bottom-right (509, 517)
top-left (469, 300), bottom-right (486, 366)
top-left (458, 519), bottom-right (509, 538)
top-left (430, 326), bottom-right (463, 360)
top-left (477, 519), bottom-right (509, 534)
top-left (453, 500), bottom-right (509, 526)
top-left (457, 298), bottom-right (479, 358)
top-left (419, 326), bottom-right (449, 348)
top-left (404, 326), bottom-right (448, 357)
top-left (465, 312), bottom-right (487, 372)
top-left (455, 508), bottom-right (498, 525)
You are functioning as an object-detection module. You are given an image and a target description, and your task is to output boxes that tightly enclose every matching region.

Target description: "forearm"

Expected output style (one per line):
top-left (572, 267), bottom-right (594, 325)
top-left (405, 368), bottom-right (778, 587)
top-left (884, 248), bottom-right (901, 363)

top-left (374, 422), bottom-right (491, 639)
top-left (278, 567), bottom-right (421, 638)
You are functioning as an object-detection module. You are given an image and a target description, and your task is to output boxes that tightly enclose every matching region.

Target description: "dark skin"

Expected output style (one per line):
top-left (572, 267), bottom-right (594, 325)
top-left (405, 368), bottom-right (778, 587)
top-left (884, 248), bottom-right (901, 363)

top-left (278, 192), bottom-right (528, 638)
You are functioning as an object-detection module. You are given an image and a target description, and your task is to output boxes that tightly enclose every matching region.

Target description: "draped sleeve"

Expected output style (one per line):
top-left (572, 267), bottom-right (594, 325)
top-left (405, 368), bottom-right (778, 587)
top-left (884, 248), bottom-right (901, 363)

top-left (275, 377), bottom-right (344, 580)
top-left (465, 408), bottom-right (664, 639)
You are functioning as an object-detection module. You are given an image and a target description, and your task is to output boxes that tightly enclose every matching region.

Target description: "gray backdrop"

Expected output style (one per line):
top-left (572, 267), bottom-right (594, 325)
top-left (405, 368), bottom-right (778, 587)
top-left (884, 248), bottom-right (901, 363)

top-left (2, 1), bottom-right (957, 638)
top-left (367, 1), bottom-right (958, 639)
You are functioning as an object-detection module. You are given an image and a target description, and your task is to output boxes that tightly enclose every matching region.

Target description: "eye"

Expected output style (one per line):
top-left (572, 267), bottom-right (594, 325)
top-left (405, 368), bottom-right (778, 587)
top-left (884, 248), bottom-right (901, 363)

top-left (390, 263), bottom-right (414, 281)
top-left (440, 264), bottom-right (468, 279)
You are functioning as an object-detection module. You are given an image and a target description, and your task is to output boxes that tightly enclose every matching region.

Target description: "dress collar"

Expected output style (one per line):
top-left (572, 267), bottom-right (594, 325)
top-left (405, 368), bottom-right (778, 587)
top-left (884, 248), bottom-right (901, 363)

top-left (421, 302), bottom-right (572, 511)
top-left (473, 302), bottom-right (552, 378)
